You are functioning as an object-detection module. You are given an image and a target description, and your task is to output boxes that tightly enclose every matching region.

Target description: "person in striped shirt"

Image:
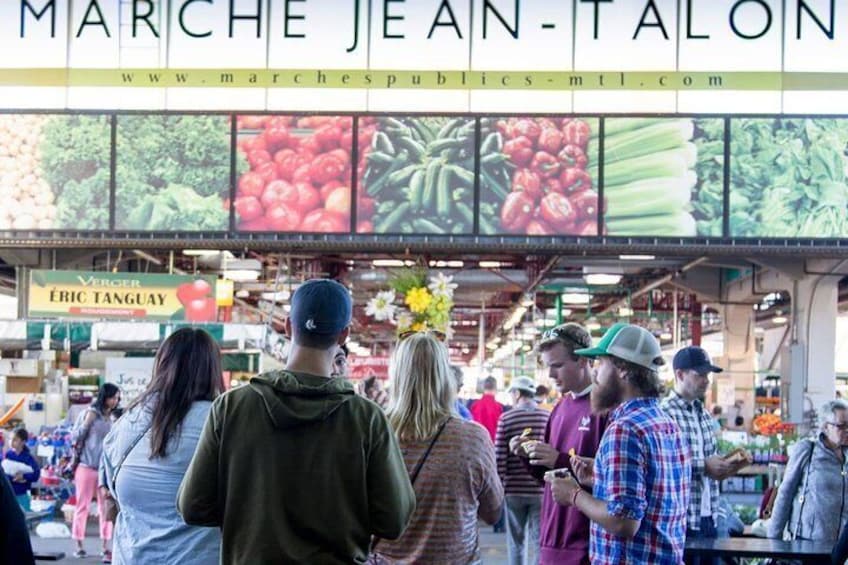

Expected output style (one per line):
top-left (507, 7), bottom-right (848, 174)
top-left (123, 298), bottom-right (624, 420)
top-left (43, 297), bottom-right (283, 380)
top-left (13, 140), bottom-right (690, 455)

top-left (369, 332), bottom-right (503, 565)
top-left (495, 376), bottom-right (551, 565)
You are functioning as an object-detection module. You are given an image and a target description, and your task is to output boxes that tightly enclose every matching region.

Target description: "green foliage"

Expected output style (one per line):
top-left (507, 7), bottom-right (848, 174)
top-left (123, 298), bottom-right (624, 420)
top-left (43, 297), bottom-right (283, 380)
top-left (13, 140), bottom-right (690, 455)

top-left (125, 184), bottom-right (228, 231)
top-left (730, 118), bottom-right (848, 237)
top-left (388, 266), bottom-right (427, 295)
top-left (116, 115), bottom-right (230, 229)
top-left (55, 168), bottom-right (110, 230)
top-left (691, 119), bottom-right (725, 236)
top-left (39, 115), bottom-right (111, 228)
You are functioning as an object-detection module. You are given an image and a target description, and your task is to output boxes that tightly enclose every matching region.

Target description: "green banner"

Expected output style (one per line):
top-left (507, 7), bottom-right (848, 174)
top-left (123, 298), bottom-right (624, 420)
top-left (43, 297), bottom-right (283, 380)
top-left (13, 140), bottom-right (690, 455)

top-left (0, 68), bottom-right (838, 91)
top-left (29, 270), bottom-right (218, 322)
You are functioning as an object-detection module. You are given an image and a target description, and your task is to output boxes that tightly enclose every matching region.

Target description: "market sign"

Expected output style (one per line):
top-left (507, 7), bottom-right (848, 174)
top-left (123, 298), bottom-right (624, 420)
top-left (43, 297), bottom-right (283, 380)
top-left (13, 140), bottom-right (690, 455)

top-left (28, 270), bottom-right (219, 322)
top-left (348, 355), bottom-right (389, 380)
top-left (4, 0), bottom-right (848, 113)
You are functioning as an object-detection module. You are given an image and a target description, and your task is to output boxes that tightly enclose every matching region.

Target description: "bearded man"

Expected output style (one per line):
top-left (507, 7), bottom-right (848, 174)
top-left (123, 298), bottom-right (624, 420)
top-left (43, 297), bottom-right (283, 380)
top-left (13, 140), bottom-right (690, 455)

top-left (545, 323), bottom-right (691, 565)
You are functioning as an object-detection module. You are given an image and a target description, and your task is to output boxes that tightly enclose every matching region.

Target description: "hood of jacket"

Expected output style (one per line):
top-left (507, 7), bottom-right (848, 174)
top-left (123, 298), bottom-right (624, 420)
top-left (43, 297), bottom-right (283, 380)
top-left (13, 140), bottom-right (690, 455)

top-left (249, 370), bottom-right (357, 430)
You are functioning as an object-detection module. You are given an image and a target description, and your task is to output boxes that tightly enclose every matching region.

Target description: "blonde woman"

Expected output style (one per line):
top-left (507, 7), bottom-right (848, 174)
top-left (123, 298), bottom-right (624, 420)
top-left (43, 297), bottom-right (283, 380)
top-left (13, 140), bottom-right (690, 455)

top-left (370, 333), bottom-right (504, 565)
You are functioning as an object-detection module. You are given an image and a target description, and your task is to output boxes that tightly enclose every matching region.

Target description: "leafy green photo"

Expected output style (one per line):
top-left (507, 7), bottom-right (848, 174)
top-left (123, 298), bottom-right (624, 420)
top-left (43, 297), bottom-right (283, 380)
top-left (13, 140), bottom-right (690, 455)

top-left (730, 118), bottom-right (848, 238)
top-left (115, 115), bottom-right (231, 231)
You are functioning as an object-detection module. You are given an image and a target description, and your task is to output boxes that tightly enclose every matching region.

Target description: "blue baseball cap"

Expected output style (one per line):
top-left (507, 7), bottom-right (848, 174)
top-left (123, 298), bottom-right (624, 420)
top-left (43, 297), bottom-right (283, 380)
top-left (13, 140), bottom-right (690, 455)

top-left (290, 279), bottom-right (352, 336)
top-left (673, 346), bottom-right (722, 374)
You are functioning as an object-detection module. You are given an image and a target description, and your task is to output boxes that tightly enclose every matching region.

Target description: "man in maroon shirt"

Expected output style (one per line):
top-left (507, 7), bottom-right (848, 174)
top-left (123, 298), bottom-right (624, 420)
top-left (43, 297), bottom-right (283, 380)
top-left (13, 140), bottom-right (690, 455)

top-left (471, 376), bottom-right (504, 442)
top-left (512, 323), bottom-right (607, 565)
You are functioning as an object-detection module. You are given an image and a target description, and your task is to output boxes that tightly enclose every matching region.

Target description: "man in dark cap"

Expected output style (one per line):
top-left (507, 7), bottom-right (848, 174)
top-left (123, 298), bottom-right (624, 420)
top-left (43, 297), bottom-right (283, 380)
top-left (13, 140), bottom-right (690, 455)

top-left (178, 279), bottom-right (415, 564)
top-left (660, 346), bottom-right (749, 564)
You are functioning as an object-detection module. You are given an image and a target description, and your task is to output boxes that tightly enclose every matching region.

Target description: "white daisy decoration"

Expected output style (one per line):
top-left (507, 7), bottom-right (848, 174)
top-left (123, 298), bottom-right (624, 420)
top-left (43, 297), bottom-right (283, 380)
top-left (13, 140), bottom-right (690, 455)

top-left (365, 290), bottom-right (397, 322)
top-left (428, 272), bottom-right (458, 299)
top-left (395, 311), bottom-right (414, 332)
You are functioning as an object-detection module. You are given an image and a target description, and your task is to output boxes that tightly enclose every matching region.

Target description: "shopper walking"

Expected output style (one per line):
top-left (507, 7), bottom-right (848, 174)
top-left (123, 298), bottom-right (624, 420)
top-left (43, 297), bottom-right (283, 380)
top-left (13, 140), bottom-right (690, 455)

top-left (70, 382), bottom-right (120, 560)
top-left (178, 279), bottom-right (415, 565)
top-left (3, 428), bottom-right (40, 511)
top-left (512, 323), bottom-right (607, 565)
top-left (100, 328), bottom-right (224, 565)
top-left (768, 399), bottom-right (848, 542)
top-left (471, 376), bottom-right (504, 442)
top-left (547, 323), bottom-right (690, 565)
top-left (451, 365), bottom-right (473, 421)
top-left (368, 332), bottom-right (503, 565)
top-left (661, 346), bottom-right (749, 564)
top-left (495, 376), bottom-right (550, 565)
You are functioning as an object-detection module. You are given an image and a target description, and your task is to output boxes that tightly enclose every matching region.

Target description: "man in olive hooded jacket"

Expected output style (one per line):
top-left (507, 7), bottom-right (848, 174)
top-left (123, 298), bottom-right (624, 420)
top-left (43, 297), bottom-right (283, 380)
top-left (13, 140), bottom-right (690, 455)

top-left (178, 279), bottom-right (415, 564)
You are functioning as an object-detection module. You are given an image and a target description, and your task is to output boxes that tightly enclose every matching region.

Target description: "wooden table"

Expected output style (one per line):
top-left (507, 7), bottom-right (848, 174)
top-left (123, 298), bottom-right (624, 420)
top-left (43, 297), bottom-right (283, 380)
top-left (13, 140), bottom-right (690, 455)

top-left (684, 537), bottom-right (833, 564)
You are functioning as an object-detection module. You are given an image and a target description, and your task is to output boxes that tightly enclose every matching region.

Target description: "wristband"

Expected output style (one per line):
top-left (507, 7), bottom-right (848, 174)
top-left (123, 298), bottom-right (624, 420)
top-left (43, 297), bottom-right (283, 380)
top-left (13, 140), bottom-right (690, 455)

top-left (571, 488), bottom-right (581, 507)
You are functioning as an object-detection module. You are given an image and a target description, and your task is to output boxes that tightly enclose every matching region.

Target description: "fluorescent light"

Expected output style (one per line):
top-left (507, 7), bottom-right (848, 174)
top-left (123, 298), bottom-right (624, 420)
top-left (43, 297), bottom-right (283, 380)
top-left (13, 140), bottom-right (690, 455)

top-left (235, 289), bottom-right (250, 298)
top-left (372, 259), bottom-right (406, 267)
top-left (534, 318), bottom-right (547, 327)
top-left (660, 331), bottom-right (673, 340)
top-left (584, 273), bottom-right (622, 286)
top-left (479, 261), bottom-right (504, 268)
top-left (619, 307), bottom-right (633, 316)
top-left (754, 326), bottom-right (765, 334)
top-left (522, 344), bottom-right (533, 352)
top-left (561, 292), bottom-right (591, 305)
top-left (223, 270), bottom-right (260, 282)
top-left (520, 293), bottom-right (535, 307)
top-left (772, 315), bottom-right (788, 325)
top-left (586, 317), bottom-right (601, 331)
top-left (619, 254), bottom-right (656, 261)
top-left (429, 260), bottom-right (464, 268)
top-left (283, 304), bottom-right (291, 312)
top-left (486, 342), bottom-right (498, 350)
top-left (260, 290), bottom-right (291, 302)
top-left (183, 249), bottom-right (221, 256)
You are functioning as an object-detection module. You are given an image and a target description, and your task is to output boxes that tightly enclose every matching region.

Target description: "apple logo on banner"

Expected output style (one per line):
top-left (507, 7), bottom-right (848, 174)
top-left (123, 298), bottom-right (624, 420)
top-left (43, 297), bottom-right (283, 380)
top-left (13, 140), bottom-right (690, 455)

top-left (176, 279), bottom-right (217, 322)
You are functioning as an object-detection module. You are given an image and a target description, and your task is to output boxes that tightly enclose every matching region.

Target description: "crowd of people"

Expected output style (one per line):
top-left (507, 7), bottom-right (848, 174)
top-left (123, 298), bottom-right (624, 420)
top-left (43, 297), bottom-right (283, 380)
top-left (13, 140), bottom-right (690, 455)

top-left (2, 277), bottom-right (848, 564)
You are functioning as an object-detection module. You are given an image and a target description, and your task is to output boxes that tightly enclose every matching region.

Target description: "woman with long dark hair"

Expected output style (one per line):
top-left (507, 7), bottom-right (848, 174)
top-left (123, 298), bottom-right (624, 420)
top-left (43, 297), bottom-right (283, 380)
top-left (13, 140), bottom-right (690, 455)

top-left (71, 382), bottom-right (121, 560)
top-left (100, 328), bottom-right (224, 564)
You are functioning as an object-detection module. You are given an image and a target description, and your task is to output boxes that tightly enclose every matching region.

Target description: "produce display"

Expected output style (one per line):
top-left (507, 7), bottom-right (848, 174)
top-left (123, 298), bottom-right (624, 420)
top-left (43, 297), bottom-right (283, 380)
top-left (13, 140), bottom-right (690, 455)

top-left (357, 116), bottom-right (476, 234)
top-left (730, 118), bottom-right (848, 237)
top-left (478, 117), bottom-right (599, 236)
top-left (235, 115), bottom-right (352, 233)
top-left (115, 115), bottom-right (230, 231)
top-left (0, 114), bottom-right (110, 230)
top-left (602, 118), bottom-right (723, 237)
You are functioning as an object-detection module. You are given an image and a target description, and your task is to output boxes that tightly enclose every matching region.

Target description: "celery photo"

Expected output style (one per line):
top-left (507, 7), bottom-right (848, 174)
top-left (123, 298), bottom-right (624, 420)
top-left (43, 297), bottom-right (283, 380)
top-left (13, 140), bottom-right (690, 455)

top-left (602, 118), bottom-right (724, 237)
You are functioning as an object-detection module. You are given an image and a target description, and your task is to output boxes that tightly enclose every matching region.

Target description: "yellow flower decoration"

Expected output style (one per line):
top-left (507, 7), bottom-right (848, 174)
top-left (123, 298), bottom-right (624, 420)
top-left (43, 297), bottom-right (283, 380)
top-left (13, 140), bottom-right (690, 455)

top-left (410, 322), bottom-right (427, 332)
top-left (405, 287), bottom-right (432, 313)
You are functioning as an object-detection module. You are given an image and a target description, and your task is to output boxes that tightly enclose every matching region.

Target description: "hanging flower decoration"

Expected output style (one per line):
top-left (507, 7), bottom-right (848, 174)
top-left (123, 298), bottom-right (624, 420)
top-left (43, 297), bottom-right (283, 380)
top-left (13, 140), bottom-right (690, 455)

top-left (365, 266), bottom-right (456, 336)
top-left (365, 290), bottom-right (397, 322)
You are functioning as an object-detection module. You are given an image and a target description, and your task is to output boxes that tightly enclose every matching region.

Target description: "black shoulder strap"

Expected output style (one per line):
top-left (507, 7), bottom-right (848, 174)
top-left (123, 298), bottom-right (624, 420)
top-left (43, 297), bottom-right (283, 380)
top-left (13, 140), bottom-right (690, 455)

top-left (409, 418), bottom-right (450, 485)
top-left (370, 418), bottom-right (451, 554)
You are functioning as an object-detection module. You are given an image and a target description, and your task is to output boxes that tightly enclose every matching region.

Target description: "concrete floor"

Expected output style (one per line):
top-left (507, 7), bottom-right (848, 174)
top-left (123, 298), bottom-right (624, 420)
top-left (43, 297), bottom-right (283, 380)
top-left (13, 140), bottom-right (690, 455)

top-left (30, 520), bottom-right (511, 564)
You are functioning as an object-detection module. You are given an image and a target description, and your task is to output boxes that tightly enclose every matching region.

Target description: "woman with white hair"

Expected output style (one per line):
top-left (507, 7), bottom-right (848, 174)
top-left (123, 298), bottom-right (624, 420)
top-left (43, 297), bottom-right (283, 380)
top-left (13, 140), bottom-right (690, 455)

top-left (369, 332), bottom-right (503, 564)
top-left (768, 399), bottom-right (848, 542)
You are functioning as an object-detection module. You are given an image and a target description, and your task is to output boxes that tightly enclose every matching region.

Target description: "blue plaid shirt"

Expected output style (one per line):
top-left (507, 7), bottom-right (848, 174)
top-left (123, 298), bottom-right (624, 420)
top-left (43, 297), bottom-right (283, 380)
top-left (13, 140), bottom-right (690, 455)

top-left (590, 397), bottom-right (691, 565)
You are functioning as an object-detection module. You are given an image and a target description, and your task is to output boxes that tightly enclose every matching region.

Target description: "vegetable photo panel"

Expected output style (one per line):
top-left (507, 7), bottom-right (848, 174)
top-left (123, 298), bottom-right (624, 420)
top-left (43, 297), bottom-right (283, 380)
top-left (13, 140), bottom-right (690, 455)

top-left (356, 116), bottom-right (476, 235)
top-left (730, 118), bottom-right (848, 238)
top-left (602, 117), bottom-right (725, 237)
top-left (1, 114), bottom-right (111, 231)
top-left (115, 115), bottom-right (231, 232)
top-left (235, 115), bottom-right (353, 233)
top-left (478, 117), bottom-right (600, 236)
